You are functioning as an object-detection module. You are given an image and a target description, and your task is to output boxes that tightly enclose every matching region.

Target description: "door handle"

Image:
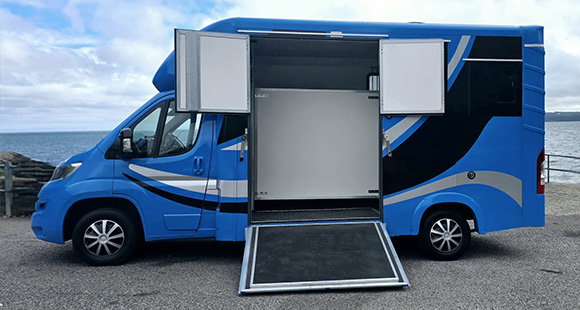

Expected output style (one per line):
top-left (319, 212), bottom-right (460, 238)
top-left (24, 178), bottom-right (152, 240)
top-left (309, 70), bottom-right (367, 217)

top-left (240, 128), bottom-right (248, 162)
top-left (193, 156), bottom-right (204, 175)
top-left (383, 133), bottom-right (392, 158)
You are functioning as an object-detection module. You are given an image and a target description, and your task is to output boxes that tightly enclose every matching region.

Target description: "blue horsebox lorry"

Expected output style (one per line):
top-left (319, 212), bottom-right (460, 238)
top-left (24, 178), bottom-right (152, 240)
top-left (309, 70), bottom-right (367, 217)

top-left (31, 17), bottom-right (545, 294)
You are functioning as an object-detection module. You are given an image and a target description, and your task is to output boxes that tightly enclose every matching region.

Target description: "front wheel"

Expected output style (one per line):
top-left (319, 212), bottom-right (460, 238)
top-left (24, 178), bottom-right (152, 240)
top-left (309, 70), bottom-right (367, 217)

top-left (419, 210), bottom-right (471, 260)
top-left (72, 209), bottom-right (138, 266)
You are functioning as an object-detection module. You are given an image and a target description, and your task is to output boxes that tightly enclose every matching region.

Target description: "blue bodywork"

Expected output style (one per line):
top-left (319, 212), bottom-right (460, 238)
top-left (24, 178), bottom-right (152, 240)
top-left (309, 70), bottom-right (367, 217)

top-left (32, 18), bottom-right (545, 244)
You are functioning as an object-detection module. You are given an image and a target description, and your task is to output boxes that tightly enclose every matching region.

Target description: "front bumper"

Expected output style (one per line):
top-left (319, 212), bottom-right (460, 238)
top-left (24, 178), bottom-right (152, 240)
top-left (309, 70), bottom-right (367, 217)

top-left (31, 194), bottom-right (68, 244)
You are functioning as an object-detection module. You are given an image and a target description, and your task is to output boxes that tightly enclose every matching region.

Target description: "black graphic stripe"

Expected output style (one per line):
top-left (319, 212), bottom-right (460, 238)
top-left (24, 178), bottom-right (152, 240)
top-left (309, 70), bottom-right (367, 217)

top-left (217, 115), bottom-right (248, 145)
top-left (383, 36), bottom-right (522, 195)
top-left (124, 173), bottom-right (212, 209)
top-left (220, 202), bottom-right (248, 214)
top-left (468, 36), bottom-right (522, 59)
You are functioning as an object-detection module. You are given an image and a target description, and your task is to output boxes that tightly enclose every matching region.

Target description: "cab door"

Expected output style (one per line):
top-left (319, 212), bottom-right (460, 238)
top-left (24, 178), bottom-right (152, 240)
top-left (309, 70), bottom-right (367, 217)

top-left (113, 98), bottom-right (212, 239)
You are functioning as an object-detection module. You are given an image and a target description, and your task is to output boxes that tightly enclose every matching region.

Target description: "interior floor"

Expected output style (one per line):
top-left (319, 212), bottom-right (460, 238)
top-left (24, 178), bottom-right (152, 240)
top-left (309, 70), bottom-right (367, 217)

top-left (251, 207), bottom-right (380, 224)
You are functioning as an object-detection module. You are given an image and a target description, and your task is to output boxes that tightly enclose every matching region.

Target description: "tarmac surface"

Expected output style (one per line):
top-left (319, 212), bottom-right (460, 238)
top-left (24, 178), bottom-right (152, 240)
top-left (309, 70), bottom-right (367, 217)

top-left (1, 183), bottom-right (579, 309)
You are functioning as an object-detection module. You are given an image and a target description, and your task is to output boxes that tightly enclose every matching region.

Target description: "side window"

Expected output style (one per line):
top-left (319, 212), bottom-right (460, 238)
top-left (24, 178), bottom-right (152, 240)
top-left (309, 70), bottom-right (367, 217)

top-left (469, 61), bottom-right (522, 116)
top-left (158, 101), bottom-right (202, 157)
top-left (132, 106), bottom-right (162, 158)
top-left (130, 100), bottom-right (202, 158)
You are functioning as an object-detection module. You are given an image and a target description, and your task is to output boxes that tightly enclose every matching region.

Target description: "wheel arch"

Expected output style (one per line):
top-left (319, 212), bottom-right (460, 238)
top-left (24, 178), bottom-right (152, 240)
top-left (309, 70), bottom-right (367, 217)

top-left (63, 197), bottom-right (145, 242)
top-left (411, 192), bottom-right (486, 235)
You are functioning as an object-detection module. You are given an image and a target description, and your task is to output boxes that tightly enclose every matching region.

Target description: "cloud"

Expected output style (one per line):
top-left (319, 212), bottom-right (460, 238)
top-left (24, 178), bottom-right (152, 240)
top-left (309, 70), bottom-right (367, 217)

top-left (0, 4), bottom-right (161, 132)
top-left (0, 0), bottom-right (225, 132)
top-left (1, 0), bottom-right (579, 132)
top-left (212, 0), bottom-right (580, 112)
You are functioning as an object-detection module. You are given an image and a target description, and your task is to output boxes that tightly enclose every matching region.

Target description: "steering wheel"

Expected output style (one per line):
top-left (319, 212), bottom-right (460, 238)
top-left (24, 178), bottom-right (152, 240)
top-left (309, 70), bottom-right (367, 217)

top-left (160, 133), bottom-right (185, 155)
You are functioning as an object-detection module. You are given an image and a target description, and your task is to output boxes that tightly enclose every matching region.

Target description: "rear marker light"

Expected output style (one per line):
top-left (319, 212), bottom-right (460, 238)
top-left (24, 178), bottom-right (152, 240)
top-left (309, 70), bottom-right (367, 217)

top-left (537, 148), bottom-right (545, 194)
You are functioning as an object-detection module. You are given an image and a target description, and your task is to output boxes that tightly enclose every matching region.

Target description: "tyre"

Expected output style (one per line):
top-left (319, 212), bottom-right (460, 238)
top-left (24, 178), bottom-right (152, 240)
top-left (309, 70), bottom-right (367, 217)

top-left (72, 209), bottom-right (138, 266)
top-left (419, 210), bottom-right (471, 260)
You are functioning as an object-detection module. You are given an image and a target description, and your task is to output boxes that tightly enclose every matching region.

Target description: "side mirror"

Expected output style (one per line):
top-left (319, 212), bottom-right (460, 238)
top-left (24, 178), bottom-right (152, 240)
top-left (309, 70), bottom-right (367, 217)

top-left (119, 128), bottom-right (133, 160)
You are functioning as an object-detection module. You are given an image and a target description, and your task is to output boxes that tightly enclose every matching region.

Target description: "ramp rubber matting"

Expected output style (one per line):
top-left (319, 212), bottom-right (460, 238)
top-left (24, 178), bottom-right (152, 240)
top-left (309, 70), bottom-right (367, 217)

top-left (239, 222), bottom-right (409, 294)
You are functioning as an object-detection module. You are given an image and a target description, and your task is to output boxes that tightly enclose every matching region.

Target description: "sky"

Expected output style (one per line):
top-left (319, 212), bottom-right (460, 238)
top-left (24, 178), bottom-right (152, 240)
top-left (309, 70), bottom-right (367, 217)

top-left (0, 0), bottom-right (579, 132)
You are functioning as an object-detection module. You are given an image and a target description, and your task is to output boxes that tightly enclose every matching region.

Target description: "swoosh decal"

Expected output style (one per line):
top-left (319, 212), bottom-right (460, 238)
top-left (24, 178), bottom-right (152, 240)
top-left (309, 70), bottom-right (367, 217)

top-left (123, 173), bottom-right (207, 208)
top-left (448, 35), bottom-right (471, 79)
top-left (128, 164), bottom-right (247, 198)
top-left (129, 164), bottom-right (206, 181)
top-left (383, 116), bottom-right (422, 150)
top-left (383, 171), bottom-right (522, 207)
top-left (383, 35), bottom-right (472, 152)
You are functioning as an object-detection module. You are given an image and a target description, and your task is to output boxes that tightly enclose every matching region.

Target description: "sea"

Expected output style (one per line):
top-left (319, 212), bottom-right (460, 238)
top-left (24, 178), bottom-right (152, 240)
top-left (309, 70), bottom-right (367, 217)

top-left (1, 122), bottom-right (579, 184)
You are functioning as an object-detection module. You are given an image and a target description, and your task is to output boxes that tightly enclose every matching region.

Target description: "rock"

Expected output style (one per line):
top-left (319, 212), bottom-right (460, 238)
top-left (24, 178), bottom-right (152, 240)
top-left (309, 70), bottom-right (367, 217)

top-left (0, 151), bottom-right (53, 167)
top-left (0, 152), bottom-right (30, 164)
top-left (1, 152), bottom-right (55, 216)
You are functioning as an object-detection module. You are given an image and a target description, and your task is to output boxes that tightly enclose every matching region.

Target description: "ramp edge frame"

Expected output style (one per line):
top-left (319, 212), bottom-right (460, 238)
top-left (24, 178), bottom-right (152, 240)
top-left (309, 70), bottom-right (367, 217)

top-left (238, 221), bottom-right (409, 294)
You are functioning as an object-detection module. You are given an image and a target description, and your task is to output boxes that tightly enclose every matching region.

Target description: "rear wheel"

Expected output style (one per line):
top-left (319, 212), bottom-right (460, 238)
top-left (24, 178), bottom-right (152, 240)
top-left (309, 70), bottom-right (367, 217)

top-left (72, 209), bottom-right (138, 266)
top-left (419, 210), bottom-right (470, 260)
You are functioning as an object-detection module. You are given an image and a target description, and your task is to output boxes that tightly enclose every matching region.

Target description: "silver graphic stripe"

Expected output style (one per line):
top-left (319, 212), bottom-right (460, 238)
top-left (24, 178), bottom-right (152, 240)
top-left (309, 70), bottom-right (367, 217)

top-left (448, 35), bottom-right (470, 79)
top-left (383, 116), bottom-right (422, 148)
top-left (128, 164), bottom-right (206, 181)
top-left (383, 171), bottom-right (522, 207)
top-left (128, 164), bottom-right (247, 198)
top-left (221, 142), bottom-right (248, 151)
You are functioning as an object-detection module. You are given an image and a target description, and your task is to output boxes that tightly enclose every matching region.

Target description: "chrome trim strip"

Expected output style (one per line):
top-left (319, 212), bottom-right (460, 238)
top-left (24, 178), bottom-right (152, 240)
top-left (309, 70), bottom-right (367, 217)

top-left (447, 35), bottom-right (471, 79)
top-left (379, 222), bottom-right (409, 285)
top-left (238, 227), bottom-right (255, 294)
top-left (238, 29), bottom-right (388, 38)
top-left (373, 223), bottom-right (400, 282)
top-left (242, 279), bottom-right (408, 293)
top-left (241, 221), bottom-right (408, 293)
top-left (524, 43), bottom-right (544, 48)
top-left (249, 276), bottom-right (401, 289)
top-left (463, 58), bottom-right (523, 62)
top-left (249, 226), bottom-right (259, 288)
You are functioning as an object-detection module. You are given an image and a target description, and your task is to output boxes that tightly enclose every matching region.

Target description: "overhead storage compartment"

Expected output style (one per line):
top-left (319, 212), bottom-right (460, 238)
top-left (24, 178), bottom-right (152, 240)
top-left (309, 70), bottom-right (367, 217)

top-left (252, 37), bottom-right (379, 91)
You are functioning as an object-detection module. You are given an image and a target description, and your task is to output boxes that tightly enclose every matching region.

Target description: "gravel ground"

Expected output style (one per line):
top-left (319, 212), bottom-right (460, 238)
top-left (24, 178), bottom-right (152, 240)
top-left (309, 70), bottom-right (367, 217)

top-left (1, 183), bottom-right (579, 309)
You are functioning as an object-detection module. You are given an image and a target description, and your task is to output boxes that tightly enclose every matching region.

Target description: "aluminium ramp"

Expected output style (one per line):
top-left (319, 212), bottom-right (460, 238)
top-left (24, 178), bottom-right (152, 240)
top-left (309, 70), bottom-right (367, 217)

top-left (239, 221), bottom-right (409, 294)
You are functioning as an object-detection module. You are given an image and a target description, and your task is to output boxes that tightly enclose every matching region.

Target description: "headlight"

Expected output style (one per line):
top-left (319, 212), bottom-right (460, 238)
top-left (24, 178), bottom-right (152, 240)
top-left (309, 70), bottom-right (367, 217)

top-left (50, 162), bottom-right (82, 181)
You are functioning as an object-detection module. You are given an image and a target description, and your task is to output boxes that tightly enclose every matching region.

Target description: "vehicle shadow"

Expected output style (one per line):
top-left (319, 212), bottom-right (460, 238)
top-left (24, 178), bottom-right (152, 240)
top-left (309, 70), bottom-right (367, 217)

top-left (464, 235), bottom-right (526, 260)
top-left (390, 234), bottom-right (526, 261)
top-left (32, 232), bottom-right (523, 267)
top-left (132, 239), bottom-right (246, 266)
